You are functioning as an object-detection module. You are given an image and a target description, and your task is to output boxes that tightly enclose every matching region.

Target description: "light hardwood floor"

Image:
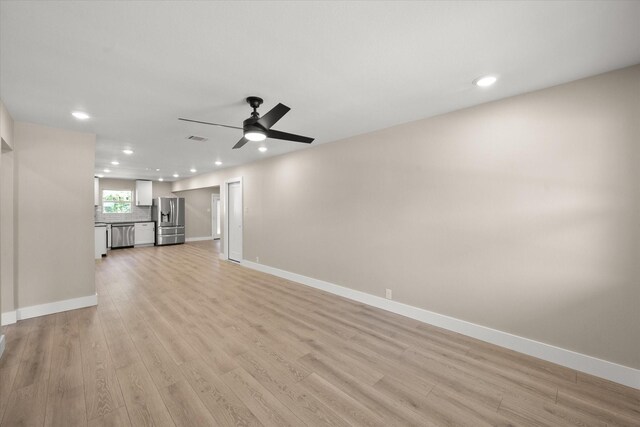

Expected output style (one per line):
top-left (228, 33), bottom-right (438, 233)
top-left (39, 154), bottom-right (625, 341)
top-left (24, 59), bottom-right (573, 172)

top-left (1, 240), bottom-right (638, 426)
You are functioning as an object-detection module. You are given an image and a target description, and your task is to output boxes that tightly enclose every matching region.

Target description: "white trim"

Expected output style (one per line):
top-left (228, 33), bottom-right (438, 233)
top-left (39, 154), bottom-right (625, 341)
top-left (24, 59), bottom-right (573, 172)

top-left (219, 253), bottom-right (228, 260)
top-left (1, 310), bottom-right (17, 326)
top-left (185, 236), bottom-right (213, 242)
top-left (240, 260), bottom-right (640, 390)
top-left (0, 334), bottom-right (5, 360)
top-left (211, 194), bottom-right (221, 240)
top-left (15, 293), bottom-right (98, 321)
top-left (223, 176), bottom-right (243, 262)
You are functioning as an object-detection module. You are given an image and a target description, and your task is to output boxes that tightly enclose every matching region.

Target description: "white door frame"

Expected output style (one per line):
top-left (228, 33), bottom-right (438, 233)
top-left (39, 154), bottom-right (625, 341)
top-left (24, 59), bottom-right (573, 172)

top-left (223, 176), bottom-right (243, 261)
top-left (211, 193), bottom-right (221, 240)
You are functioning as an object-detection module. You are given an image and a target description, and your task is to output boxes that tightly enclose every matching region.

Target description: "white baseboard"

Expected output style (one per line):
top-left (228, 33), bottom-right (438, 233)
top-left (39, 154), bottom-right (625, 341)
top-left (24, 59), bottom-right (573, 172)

top-left (1, 310), bottom-right (17, 326)
top-left (186, 236), bottom-right (214, 242)
top-left (15, 294), bottom-right (98, 321)
top-left (219, 252), bottom-right (228, 260)
top-left (240, 259), bottom-right (640, 390)
top-left (0, 334), bottom-right (5, 360)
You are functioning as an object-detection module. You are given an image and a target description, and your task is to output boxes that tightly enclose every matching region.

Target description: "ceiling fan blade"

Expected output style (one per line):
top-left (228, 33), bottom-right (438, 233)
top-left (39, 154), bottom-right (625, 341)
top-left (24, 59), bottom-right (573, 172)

top-left (256, 103), bottom-right (290, 130)
top-left (178, 117), bottom-right (242, 130)
top-left (232, 137), bottom-right (249, 149)
top-left (265, 129), bottom-right (314, 144)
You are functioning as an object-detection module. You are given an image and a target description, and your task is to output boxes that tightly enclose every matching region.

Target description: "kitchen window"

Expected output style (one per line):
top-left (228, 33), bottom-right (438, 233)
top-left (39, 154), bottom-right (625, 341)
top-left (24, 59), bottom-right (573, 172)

top-left (102, 190), bottom-right (132, 213)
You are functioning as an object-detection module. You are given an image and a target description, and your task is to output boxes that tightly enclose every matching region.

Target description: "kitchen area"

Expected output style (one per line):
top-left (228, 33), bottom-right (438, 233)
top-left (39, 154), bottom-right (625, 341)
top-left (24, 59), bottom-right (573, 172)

top-left (94, 177), bottom-right (184, 259)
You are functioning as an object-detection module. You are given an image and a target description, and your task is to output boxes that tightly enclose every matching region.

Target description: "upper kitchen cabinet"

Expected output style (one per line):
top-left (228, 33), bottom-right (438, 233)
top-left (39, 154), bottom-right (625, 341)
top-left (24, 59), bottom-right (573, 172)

top-left (136, 180), bottom-right (153, 206)
top-left (94, 177), bottom-right (100, 205)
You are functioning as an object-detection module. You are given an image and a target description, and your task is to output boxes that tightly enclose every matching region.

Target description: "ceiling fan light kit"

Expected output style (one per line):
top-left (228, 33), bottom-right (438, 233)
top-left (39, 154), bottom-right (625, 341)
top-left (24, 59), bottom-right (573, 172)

top-left (244, 131), bottom-right (266, 141)
top-left (179, 96), bottom-right (314, 149)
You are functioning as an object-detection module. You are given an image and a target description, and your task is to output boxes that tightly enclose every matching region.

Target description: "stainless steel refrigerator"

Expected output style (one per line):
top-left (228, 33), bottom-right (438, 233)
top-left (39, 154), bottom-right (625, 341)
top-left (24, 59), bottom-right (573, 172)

top-left (152, 197), bottom-right (185, 245)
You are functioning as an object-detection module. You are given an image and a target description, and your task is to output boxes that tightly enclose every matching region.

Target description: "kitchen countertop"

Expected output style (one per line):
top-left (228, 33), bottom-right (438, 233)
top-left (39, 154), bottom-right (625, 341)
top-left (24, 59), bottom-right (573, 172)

top-left (95, 220), bottom-right (155, 225)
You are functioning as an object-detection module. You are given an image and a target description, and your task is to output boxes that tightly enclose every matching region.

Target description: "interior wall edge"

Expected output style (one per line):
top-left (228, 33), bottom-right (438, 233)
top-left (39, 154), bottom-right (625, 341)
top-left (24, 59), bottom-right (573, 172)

top-left (240, 258), bottom-right (640, 390)
top-left (0, 98), bottom-right (15, 355)
top-left (14, 121), bottom-right (96, 311)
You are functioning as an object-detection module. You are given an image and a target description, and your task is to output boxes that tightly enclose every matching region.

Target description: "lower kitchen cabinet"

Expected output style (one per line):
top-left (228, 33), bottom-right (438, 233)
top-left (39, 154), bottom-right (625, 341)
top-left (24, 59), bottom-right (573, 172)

top-left (95, 225), bottom-right (107, 258)
top-left (134, 222), bottom-right (155, 245)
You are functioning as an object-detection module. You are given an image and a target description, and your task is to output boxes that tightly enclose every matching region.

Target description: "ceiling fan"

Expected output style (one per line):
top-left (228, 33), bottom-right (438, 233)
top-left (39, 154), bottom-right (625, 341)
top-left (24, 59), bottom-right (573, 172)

top-left (179, 97), bottom-right (314, 149)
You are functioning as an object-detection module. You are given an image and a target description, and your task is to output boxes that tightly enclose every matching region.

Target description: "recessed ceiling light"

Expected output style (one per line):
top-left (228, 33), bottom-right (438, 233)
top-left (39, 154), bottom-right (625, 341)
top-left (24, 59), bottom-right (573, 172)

top-left (111, 161), bottom-right (119, 165)
top-left (103, 169), bottom-right (111, 173)
top-left (474, 75), bottom-right (497, 87)
top-left (173, 173), bottom-right (179, 178)
top-left (258, 146), bottom-right (268, 153)
top-left (71, 111), bottom-right (90, 120)
top-left (155, 168), bottom-right (160, 171)
top-left (122, 149), bottom-right (133, 155)
top-left (190, 168), bottom-right (197, 173)
top-left (214, 161), bottom-right (222, 166)
top-left (96, 174), bottom-right (104, 178)
top-left (159, 178), bottom-right (164, 181)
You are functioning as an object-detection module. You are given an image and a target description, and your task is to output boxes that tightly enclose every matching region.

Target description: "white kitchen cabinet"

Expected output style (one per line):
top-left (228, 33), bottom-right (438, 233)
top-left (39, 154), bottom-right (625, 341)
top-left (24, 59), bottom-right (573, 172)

top-left (94, 177), bottom-right (100, 205)
top-left (95, 225), bottom-right (107, 258)
top-left (136, 180), bottom-right (153, 206)
top-left (135, 222), bottom-right (155, 246)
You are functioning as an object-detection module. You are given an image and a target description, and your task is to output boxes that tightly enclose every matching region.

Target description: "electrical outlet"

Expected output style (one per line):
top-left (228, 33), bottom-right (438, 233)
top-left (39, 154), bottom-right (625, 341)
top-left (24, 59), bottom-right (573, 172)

top-left (385, 288), bottom-right (392, 299)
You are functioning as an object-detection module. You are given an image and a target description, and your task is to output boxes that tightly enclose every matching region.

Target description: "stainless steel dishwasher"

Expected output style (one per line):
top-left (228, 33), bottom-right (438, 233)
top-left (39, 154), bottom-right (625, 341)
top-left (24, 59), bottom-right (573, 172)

top-left (111, 223), bottom-right (135, 248)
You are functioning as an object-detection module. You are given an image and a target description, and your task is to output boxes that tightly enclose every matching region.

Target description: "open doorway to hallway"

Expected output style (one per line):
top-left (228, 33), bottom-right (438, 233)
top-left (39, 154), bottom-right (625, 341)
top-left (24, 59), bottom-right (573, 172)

top-left (171, 186), bottom-right (220, 242)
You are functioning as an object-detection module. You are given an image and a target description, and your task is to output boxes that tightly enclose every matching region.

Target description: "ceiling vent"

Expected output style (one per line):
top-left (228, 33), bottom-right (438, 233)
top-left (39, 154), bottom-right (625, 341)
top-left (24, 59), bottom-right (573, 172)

top-left (186, 135), bottom-right (208, 142)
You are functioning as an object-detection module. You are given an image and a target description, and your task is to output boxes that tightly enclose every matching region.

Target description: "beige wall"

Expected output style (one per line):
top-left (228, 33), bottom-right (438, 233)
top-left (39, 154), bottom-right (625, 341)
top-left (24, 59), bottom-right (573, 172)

top-left (152, 181), bottom-right (175, 199)
top-left (173, 187), bottom-right (219, 238)
top-left (173, 65), bottom-right (640, 369)
top-left (1, 142), bottom-right (15, 315)
top-left (99, 178), bottom-right (137, 194)
top-left (0, 100), bottom-right (16, 327)
top-left (15, 122), bottom-right (96, 308)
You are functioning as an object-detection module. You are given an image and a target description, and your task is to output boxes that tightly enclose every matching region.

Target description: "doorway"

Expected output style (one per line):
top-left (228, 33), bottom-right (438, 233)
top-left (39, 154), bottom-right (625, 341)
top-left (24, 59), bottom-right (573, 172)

top-left (225, 177), bottom-right (243, 262)
top-left (211, 194), bottom-right (221, 240)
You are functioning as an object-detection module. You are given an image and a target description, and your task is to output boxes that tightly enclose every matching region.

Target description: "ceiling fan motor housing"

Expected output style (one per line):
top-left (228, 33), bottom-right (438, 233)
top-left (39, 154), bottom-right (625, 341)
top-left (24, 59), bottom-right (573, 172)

top-left (244, 97), bottom-right (266, 137)
top-left (243, 114), bottom-right (267, 141)
top-left (243, 117), bottom-right (264, 133)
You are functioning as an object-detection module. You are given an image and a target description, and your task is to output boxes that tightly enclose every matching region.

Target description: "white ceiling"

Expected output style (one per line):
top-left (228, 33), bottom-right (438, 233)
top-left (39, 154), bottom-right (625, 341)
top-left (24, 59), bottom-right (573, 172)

top-left (1, 1), bottom-right (639, 181)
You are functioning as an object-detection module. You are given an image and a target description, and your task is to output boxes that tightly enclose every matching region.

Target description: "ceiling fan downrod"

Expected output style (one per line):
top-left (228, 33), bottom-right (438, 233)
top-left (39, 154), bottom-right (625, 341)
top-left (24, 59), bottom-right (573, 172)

top-left (246, 96), bottom-right (263, 118)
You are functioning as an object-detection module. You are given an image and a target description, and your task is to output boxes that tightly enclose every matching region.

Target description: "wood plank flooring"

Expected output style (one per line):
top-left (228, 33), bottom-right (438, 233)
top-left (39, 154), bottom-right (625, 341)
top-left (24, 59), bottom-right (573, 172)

top-left (1, 240), bottom-right (638, 426)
